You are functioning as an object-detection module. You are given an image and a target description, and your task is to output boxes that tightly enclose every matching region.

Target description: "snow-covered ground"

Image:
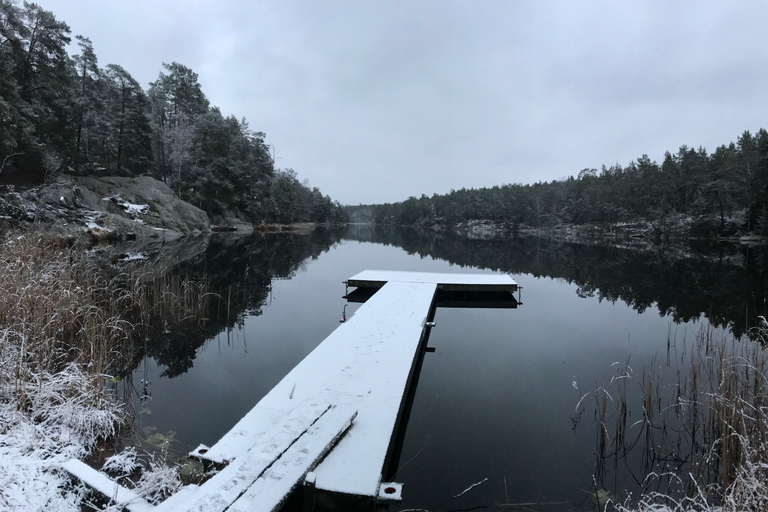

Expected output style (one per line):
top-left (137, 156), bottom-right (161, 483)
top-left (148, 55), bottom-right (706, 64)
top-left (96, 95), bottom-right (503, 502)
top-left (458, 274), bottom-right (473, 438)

top-left (0, 358), bottom-right (123, 511)
top-left (0, 234), bottom-right (182, 511)
top-left (0, 354), bottom-right (182, 511)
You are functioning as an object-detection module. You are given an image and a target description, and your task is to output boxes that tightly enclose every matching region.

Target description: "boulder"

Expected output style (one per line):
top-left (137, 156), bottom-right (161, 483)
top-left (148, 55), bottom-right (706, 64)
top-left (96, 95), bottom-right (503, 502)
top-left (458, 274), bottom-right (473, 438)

top-left (35, 175), bottom-right (210, 241)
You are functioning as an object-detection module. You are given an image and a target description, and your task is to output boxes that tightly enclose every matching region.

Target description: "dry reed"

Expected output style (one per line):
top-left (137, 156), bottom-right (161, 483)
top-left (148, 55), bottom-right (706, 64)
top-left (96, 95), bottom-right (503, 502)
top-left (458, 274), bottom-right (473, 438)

top-left (579, 320), bottom-right (768, 511)
top-left (0, 232), bottom-right (212, 430)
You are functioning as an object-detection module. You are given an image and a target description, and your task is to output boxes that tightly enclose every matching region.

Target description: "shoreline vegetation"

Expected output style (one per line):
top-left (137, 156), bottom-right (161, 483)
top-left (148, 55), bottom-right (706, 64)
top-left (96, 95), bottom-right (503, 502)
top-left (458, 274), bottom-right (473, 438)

top-left (0, 1), bottom-right (347, 230)
top-left (0, 232), bottom-right (213, 510)
top-left (580, 321), bottom-right (768, 511)
top-left (345, 128), bottom-right (768, 247)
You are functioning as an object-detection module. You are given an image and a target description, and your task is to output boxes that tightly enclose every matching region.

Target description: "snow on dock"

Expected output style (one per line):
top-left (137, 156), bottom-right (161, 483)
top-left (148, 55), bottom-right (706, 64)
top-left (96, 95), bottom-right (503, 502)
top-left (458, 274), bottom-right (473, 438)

top-left (170, 403), bottom-right (357, 512)
top-left (347, 269), bottom-right (518, 292)
top-left (61, 459), bottom-right (155, 512)
top-left (195, 278), bottom-right (440, 499)
top-left (190, 270), bottom-right (516, 502)
top-left (63, 270), bottom-right (516, 510)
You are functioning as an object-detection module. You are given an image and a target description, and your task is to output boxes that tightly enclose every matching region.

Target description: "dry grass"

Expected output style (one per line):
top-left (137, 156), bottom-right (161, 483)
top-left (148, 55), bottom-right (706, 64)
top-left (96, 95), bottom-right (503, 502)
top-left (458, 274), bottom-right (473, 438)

top-left (0, 235), bottom-right (126, 400)
top-left (0, 232), bottom-right (213, 432)
top-left (580, 320), bottom-right (768, 511)
top-left (0, 232), bottom-right (214, 510)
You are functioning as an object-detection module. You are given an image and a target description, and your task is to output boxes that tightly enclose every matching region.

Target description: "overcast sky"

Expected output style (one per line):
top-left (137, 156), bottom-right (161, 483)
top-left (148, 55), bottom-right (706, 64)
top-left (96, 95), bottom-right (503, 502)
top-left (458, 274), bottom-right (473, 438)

top-left (40, 1), bottom-right (768, 205)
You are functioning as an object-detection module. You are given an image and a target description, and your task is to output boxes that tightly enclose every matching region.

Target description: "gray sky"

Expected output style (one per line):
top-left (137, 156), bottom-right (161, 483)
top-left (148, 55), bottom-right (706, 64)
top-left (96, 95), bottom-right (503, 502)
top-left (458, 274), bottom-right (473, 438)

top-left (41, 0), bottom-right (768, 205)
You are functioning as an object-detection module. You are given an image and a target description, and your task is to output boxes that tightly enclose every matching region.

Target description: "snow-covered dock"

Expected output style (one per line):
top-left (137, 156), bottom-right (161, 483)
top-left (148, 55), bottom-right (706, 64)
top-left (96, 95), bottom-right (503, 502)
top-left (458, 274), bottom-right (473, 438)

top-left (63, 270), bottom-right (518, 511)
top-left (347, 269), bottom-right (519, 292)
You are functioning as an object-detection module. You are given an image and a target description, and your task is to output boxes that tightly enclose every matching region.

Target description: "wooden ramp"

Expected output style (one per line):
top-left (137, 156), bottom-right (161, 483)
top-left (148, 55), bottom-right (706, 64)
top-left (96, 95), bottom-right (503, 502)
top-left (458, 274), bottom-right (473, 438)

top-left (64, 270), bottom-right (517, 510)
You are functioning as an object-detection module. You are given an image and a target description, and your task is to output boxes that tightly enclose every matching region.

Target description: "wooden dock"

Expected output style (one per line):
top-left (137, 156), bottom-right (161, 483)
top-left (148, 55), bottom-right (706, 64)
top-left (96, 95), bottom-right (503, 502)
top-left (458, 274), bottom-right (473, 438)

top-left (63, 270), bottom-right (518, 511)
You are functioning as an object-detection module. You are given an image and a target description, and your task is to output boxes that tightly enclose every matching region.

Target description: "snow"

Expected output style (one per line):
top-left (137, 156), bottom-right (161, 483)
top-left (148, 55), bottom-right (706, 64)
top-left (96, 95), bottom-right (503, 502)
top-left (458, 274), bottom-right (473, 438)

top-left (153, 485), bottom-right (199, 512)
top-left (119, 252), bottom-right (150, 262)
top-left (228, 406), bottom-right (356, 511)
top-left (62, 460), bottom-right (155, 512)
top-left (195, 400), bottom-right (332, 464)
top-left (176, 402), bottom-right (355, 511)
top-left (197, 280), bottom-right (439, 498)
top-left (103, 195), bottom-right (150, 216)
top-left (134, 457), bottom-right (182, 505)
top-left (377, 482), bottom-right (403, 501)
top-left (82, 210), bottom-right (109, 231)
top-left (102, 447), bottom-right (141, 475)
top-left (348, 269), bottom-right (517, 289)
top-left (0, 359), bottom-right (124, 512)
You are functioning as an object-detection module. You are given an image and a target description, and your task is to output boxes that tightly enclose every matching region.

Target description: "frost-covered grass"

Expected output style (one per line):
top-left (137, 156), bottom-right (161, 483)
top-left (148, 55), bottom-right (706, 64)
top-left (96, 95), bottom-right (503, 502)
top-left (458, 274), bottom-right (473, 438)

top-left (0, 233), bottom-right (207, 510)
top-left (0, 360), bottom-right (122, 511)
top-left (582, 319), bottom-right (768, 512)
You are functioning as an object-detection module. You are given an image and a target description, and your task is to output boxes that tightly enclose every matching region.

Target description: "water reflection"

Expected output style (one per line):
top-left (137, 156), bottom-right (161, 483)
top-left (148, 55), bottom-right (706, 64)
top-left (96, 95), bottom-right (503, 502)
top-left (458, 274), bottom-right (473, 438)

top-left (344, 225), bottom-right (768, 339)
top-left (123, 226), bottom-right (768, 510)
top-left (124, 228), bottom-right (344, 379)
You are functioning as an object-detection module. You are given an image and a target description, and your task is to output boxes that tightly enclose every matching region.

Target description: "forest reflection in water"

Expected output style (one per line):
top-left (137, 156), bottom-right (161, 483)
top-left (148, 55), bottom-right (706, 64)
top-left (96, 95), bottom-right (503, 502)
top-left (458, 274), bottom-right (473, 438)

top-left (344, 224), bottom-right (768, 340)
top-left (130, 226), bottom-right (768, 382)
top-left (124, 225), bottom-right (767, 510)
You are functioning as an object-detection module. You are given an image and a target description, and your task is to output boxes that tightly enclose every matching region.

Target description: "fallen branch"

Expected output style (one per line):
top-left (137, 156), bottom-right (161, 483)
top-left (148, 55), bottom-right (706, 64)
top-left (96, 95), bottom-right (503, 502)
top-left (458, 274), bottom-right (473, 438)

top-left (0, 152), bottom-right (23, 174)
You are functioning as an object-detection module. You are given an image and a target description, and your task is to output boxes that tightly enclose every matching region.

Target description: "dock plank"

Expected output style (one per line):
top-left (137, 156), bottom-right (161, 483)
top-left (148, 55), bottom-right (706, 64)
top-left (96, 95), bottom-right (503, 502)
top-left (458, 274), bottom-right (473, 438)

top-left (252, 280), bottom-right (439, 497)
top-left (195, 399), bottom-right (332, 464)
top-left (228, 405), bottom-right (357, 512)
top-left (174, 401), bottom-right (335, 511)
top-left (61, 459), bottom-right (155, 512)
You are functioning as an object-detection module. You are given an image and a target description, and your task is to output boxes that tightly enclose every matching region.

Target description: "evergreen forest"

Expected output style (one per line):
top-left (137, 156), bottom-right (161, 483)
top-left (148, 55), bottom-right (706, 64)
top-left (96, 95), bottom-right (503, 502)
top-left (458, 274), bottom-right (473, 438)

top-left (0, 1), bottom-right (346, 224)
top-left (348, 129), bottom-right (768, 235)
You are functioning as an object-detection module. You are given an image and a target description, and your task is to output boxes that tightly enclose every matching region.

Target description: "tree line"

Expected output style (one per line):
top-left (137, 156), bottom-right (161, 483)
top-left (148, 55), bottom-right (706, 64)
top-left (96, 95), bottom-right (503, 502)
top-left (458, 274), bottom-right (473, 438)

top-left (0, 1), bottom-right (345, 224)
top-left (344, 225), bottom-right (768, 340)
top-left (348, 129), bottom-right (768, 234)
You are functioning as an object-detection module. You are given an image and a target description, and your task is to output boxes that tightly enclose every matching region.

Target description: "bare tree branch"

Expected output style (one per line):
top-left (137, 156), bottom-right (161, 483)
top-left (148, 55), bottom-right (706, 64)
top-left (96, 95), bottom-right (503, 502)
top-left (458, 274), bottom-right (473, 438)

top-left (0, 152), bottom-right (23, 174)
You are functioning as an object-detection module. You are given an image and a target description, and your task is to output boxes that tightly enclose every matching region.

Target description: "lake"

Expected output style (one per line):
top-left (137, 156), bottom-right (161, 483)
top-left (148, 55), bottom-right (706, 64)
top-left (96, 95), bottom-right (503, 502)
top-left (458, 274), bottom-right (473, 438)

top-left (126, 226), bottom-right (768, 510)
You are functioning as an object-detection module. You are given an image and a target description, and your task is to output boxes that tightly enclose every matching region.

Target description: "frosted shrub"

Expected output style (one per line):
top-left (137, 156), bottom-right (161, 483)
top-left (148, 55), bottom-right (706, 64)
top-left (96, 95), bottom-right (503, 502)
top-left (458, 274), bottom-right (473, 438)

top-left (0, 357), bottom-right (124, 511)
top-left (0, 233), bottom-right (211, 511)
top-left (135, 455), bottom-right (183, 504)
top-left (102, 446), bottom-right (141, 475)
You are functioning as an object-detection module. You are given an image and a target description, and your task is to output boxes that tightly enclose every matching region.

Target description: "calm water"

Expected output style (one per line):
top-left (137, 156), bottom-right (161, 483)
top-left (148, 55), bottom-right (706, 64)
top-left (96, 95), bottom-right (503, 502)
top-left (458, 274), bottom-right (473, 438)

top-left (127, 227), bottom-right (768, 510)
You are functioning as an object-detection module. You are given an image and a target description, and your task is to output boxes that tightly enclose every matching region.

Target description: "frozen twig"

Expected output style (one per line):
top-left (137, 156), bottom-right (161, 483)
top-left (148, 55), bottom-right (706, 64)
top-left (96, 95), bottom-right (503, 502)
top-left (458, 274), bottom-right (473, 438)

top-left (453, 477), bottom-right (488, 499)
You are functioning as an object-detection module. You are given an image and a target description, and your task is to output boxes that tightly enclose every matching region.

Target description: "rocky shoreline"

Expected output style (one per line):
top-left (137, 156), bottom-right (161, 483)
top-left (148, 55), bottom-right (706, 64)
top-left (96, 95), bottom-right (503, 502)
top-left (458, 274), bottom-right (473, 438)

top-left (0, 174), bottom-right (215, 240)
top-left (422, 214), bottom-right (768, 250)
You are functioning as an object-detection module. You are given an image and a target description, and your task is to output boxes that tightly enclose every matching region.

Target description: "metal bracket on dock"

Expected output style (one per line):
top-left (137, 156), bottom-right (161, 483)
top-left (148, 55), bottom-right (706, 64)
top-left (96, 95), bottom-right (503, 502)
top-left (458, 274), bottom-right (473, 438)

top-left (377, 481), bottom-right (403, 501)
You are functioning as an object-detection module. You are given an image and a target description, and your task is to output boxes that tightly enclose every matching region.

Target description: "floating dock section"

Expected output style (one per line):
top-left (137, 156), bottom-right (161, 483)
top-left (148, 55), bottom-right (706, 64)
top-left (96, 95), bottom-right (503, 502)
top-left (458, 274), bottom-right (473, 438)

top-left (63, 270), bottom-right (518, 511)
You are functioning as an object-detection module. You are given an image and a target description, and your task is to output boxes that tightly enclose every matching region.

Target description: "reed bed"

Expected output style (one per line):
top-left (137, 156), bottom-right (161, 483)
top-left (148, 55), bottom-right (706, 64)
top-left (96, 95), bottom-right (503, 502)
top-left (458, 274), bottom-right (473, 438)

top-left (0, 233), bottom-right (213, 393)
top-left (579, 320), bottom-right (768, 511)
top-left (0, 233), bottom-right (212, 511)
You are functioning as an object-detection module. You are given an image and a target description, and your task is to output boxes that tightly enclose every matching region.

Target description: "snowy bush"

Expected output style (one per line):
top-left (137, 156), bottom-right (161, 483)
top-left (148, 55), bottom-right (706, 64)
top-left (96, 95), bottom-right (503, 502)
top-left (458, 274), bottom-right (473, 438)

top-left (134, 455), bottom-right (183, 504)
top-left (0, 234), bottom-right (210, 511)
top-left (102, 446), bottom-right (141, 476)
top-left (0, 358), bottom-right (125, 511)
